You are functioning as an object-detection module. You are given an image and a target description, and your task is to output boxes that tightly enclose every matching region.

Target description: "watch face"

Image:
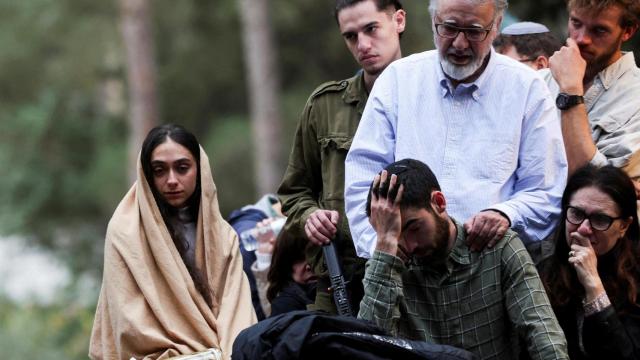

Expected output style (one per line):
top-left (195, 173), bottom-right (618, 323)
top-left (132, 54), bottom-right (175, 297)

top-left (556, 93), bottom-right (583, 110)
top-left (556, 94), bottom-right (568, 109)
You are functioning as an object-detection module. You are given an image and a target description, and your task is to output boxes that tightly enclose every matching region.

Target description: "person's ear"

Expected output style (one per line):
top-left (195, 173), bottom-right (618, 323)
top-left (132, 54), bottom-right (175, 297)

top-left (619, 216), bottom-right (633, 238)
top-left (533, 55), bottom-right (549, 70)
top-left (394, 9), bottom-right (406, 34)
top-left (622, 24), bottom-right (638, 43)
top-left (495, 15), bottom-right (503, 31)
top-left (430, 191), bottom-right (447, 213)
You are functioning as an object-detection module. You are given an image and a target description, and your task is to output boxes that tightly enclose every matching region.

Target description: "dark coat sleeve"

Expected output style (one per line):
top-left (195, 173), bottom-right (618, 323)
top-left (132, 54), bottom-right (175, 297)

top-left (583, 305), bottom-right (640, 360)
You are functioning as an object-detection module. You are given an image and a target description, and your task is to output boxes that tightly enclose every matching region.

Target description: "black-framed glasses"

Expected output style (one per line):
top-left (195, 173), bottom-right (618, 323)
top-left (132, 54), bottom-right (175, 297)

top-left (434, 21), bottom-right (494, 42)
top-left (566, 206), bottom-right (622, 231)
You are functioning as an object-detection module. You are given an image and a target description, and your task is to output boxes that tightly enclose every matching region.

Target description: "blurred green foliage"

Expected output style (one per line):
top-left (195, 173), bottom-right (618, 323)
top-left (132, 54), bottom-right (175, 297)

top-left (5, 0), bottom-right (640, 357)
top-left (0, 0), bottom-right (434, 277)
top-left (0, 294), bottom-right (95, 360)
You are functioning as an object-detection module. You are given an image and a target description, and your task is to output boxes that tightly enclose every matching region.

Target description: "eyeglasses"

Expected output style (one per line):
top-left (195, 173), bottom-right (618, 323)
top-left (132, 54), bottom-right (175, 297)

top-left (434, 21), bottom-right (494, 42)
top-left (566, 206), bottom-right (622, 231)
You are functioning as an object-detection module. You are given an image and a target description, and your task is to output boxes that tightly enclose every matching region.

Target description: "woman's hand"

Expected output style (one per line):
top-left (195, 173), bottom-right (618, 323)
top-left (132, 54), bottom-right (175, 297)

top-left (568, 231), bottom-right (605, 301)
top-left (369, 170), bottom-right (404, 257)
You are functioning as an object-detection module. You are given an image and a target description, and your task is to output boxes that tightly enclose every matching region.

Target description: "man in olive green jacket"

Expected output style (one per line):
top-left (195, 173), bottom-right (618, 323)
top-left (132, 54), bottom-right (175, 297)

top-left (277, 0), bottom-right (405, 314)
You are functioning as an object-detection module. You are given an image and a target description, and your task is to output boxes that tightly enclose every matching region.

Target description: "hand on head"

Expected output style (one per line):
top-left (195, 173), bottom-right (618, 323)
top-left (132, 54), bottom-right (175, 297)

top-left (369, 170), bottom-right (405, 257)
top-left (304, 209), bottom-right (339, 246)
top-left (464, 210), bottom-right (510, 252)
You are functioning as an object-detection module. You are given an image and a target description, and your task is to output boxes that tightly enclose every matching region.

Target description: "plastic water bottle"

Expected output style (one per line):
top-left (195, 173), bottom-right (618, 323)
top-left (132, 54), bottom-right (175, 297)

top-left (240, 217), bottom-right (286, 251)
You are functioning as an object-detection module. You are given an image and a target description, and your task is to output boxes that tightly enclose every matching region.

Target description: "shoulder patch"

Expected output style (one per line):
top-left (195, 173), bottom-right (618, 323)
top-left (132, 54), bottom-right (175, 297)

top-left (310, 79), bottom-right (349, 99)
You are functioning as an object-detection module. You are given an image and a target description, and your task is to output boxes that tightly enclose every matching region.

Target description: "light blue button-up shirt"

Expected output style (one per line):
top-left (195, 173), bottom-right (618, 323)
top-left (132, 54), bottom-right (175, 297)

top-left (345, 49), bottom-right (568, 258)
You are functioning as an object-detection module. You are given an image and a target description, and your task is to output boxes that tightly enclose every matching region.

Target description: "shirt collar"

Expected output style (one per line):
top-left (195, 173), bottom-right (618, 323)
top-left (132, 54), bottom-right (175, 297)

top-left (342, 70), bottom-right (368, 108)
top-left (437, 48), bottom-right (496, 101)
top-left (448, 219), bottom-right (471, 266)
top-left (596, 52), bottom-right (636, 91)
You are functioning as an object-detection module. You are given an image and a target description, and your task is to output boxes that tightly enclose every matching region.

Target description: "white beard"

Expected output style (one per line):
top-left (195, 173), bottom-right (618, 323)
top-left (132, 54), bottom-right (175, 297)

top-left (439, 54), bottom-right (485, 80)
top-left (435, 33), bottom-right (491, 81)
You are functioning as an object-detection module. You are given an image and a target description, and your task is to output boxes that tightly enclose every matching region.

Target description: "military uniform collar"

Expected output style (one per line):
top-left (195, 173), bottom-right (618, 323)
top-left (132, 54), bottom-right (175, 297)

top-left (342, 70), bottom-right (368, 108)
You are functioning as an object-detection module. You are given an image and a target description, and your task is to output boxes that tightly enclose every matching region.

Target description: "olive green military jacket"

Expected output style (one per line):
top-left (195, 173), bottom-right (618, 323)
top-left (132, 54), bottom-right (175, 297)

top-left (277, 71), bottom-right (367, 277)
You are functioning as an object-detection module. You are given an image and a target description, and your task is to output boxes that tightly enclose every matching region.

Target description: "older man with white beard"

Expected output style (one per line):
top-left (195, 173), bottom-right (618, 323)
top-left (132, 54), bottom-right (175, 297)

top-left (344, 0), bottom-right (568, 259)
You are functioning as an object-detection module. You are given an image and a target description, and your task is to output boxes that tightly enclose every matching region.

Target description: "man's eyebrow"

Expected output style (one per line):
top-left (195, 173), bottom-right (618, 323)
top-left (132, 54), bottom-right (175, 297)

top-left (342, 21), bottom-right (379, 36)
top-left (442, 19), bottom-right (484, 28)
top-left (403, 218), bottom-right (418, 229)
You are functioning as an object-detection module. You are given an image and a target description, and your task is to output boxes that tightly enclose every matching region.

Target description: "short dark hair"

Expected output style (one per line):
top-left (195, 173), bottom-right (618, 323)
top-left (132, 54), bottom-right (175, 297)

top-left (335, 0), bottom-right (403, 22)
top-left (493, 32), bottom-right (562, 59)
top-left (366, 159), bottom-right (441, 217)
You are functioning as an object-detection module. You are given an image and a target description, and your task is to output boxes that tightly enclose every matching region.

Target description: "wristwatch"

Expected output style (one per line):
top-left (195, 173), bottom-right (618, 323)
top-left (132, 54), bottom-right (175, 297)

top-left (556, 93), bottom-right (584, 110)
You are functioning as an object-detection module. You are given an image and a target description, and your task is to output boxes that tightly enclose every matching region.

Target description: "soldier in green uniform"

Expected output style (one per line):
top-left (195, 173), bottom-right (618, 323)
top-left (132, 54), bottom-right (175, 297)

top-left (277, 0), bottom-right (406, 314)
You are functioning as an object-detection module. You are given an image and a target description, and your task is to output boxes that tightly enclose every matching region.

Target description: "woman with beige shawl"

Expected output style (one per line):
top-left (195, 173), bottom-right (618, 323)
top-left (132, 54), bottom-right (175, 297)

top-left (89, 124), bottom-right (256, 360)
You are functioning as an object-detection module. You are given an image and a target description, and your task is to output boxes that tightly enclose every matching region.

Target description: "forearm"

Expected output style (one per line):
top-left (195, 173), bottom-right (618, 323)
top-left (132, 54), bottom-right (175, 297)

top-left (357, 251), bottom-right (405, 336)
top-left (502, 238), bottom-right (569, 359)
top-left (560, 105), bottom-right (598, 176)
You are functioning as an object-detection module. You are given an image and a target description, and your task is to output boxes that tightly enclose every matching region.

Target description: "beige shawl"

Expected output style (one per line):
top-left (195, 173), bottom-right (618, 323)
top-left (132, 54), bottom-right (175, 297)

top-left (89, 148), bottom-right (256, 360)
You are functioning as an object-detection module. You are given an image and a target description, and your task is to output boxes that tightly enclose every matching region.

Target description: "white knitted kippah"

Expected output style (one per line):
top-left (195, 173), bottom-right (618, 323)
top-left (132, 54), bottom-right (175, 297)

top-left (501, 21), bottom-right (550, 35)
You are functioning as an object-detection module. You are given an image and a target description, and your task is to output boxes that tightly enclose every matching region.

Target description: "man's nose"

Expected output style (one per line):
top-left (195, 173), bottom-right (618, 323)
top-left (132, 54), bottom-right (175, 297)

top-left (403, 236), bottom-right (417, 254)
top-left (452, 30), bottom-right (470, 49)
top-left (357, 34), bottom-right (372, 52)
top-left (573, 29), bottom-right (591, 46)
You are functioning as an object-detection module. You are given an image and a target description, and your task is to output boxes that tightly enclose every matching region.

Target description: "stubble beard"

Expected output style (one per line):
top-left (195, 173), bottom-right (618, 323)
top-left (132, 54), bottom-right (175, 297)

top-left (582, 33), bottom-right (624, 83)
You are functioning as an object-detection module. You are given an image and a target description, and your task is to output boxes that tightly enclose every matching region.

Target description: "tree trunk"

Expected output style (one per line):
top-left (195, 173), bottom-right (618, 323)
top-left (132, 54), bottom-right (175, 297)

top-left (119, 0), bottom-right (159, 183)
top-left (237, 0), bottom-right (283, 196)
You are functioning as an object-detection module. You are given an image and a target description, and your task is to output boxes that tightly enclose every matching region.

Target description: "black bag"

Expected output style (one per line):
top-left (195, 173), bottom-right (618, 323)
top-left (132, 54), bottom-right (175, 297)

top-left (231, 311), bottom-right (476, 360)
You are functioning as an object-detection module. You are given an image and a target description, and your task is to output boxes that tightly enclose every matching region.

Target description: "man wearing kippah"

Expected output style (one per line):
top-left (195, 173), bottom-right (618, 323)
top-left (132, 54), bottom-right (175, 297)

top-left (494, 21), bottom-right (562, 70)
top-left (545, 0), bottom-right (640, 176)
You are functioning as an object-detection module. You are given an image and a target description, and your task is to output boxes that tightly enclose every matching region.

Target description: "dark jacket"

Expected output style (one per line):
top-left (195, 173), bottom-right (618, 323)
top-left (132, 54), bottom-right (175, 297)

top-left (541, 246), bottom-right (640, 360)
top-left (232, 311), bottom-right (476, 360)
top-left (270, 281), bottom-right (316, 317)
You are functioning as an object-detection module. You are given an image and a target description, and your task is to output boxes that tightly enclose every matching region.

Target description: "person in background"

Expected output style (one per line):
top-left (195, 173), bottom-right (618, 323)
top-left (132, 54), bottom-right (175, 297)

top-left (90, 124), bottom-right (255, 360)
top-left (540, 164), bottom-right (640, 359)
top-left (228, 194), bottom-right (283, 320)
top-left (267, 230), bottom-right (317, 316)
top-left (248, 217), bottom-right (282, 318)
top-left (546, 0), bottom-right (640, 176)
top-left (277, 0), bottom-right (406, 314)
top-left (493, 21), bottom-right (562, 70)
top-left (359, 159), bottom-right (568, 360)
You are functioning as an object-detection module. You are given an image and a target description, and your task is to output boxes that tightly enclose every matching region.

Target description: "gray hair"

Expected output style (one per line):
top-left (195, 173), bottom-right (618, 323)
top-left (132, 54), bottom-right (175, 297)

top-left (428, 0), bottom-right (508, 18)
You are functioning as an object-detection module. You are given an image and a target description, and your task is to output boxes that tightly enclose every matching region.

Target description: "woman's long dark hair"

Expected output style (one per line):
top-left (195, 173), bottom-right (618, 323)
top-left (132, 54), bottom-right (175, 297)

top-left (267, 229), bottom-right (308, 303)
top-left (541, 164), bottom-right (640, 310)
top-left (140, 124), bottom-right (213, 307)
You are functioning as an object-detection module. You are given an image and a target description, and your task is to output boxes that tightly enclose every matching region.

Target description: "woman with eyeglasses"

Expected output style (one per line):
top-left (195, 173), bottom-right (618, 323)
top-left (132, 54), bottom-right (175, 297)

top-left (540, 164), bottom-right (640, 360)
